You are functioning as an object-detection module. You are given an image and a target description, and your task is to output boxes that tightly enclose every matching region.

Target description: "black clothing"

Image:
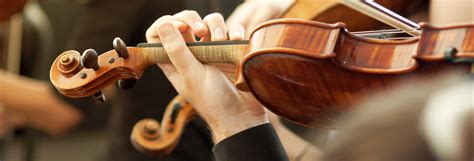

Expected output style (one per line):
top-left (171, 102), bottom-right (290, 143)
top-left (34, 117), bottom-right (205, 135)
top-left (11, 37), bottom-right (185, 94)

top-left (213, 124), bottom-right (289, 161)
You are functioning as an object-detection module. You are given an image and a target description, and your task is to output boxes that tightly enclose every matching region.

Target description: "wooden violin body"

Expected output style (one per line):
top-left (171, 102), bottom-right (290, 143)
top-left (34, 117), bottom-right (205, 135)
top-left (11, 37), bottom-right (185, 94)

top-left (242, 20), bottom-right (473, 127)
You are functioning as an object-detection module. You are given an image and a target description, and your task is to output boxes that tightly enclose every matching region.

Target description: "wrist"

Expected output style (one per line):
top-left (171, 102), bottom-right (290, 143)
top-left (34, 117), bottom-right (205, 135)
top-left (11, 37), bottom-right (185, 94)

top-left (209, 110), bottom-right (269, 143)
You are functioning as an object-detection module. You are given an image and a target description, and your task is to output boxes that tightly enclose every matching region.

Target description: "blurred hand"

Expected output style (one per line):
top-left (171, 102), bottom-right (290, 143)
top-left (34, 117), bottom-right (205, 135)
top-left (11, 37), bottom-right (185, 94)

top-left (0, 70), bottom-right (82, 136)
top-left (226, 0), bottom-right (294, 38)
top-left (146, 10), bottom-right (268, 143)
top-left (0, 105), bottom-right (27, 138)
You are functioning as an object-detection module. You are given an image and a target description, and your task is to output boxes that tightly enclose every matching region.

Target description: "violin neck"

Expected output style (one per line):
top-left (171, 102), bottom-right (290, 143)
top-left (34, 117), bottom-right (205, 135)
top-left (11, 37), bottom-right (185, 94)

top-left (341, 0), bottom-right (422, 36)
top-left (137, 40), bottom-right (248, 65)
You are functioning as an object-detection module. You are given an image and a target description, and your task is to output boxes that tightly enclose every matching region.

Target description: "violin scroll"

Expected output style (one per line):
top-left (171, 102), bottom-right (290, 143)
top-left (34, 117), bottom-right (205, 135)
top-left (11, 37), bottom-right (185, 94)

top-left (131, 96), bottom-right (196, 156)
top-left (50, 37), bottom-right (152, 100)
top-left (56, 51), bottom-right (82, 76)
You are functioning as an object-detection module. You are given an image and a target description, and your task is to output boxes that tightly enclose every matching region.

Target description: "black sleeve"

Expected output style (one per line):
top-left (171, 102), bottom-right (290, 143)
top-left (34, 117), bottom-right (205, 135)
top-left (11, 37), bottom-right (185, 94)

top-left (212, 123), bottom-right (289, 161)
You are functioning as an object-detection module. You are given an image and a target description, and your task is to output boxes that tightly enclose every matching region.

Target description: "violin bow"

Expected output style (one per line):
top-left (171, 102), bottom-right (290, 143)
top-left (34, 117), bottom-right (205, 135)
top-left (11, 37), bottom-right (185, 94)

top-left (341, 0), bottom-right (422, 36)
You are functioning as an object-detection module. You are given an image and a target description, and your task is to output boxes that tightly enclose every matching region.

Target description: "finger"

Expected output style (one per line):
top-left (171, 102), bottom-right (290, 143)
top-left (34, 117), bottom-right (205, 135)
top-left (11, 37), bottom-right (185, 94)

top-left (245, 6), bottom-right (280, 38)
top-left (174, 21), bottom-right (188, 32)
top-left (180, 28), bottom-right (197, 42)
top-left (173, 20), bottom-right (196, 42)
top-left (147, 15), bottom-right (173, 43)
top-left (173, 10), bottom-right (209, 37)
top-left (157, 18), bottom-right (203, 75)
top-left (147, 16), bottom-right (193, 43)
top-left (202, 13), bottom-right (227, 41)
top-left (227, 24), bottom-right (245, 40)
top-left (173, 17), bottom-right (196, 42)
top-left (226, 2), bottom-right (254, 28)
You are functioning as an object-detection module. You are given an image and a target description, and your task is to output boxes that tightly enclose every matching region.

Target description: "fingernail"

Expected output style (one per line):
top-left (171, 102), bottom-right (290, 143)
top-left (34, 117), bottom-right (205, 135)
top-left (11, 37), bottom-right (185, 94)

top-left (231, 30), bottom-right (243, 39)
top-left (214, 27), bottom-right (225, 40)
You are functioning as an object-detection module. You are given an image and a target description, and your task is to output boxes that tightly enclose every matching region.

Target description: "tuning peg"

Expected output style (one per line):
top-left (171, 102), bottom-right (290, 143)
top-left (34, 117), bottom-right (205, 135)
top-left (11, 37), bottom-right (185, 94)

top-left (117, 78), bottom-right (137, 90)
top-left (113, 37), bottom-right (129, 58)
top-left (81, 49), bottom-right (100, 71)
top-left (92, 91), bottom-right (106, 102)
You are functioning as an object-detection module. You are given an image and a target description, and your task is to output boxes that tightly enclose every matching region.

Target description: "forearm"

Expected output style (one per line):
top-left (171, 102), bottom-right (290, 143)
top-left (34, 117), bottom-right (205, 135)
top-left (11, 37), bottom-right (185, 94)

top-left (0, 70), bottom-right (82, 135)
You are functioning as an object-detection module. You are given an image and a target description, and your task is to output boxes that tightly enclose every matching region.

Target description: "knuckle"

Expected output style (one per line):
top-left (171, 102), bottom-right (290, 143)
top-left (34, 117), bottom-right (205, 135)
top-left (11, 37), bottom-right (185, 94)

top-left (145, 29), bottom-right (154, 40)
top-left (183, 10), bottom-right (199, 17)
top-left (204, 13), bottom-right (224, 22)
top-left (145, 27), bottom-right (153, 36)
top-left (174, 10), bottom-right (187, 17)
top-left (156, 15), bottom-right (173, 22)
top-left (158, 15), bottom-right (174, 23)
top-left (210, 12), bottom-right (224, 19)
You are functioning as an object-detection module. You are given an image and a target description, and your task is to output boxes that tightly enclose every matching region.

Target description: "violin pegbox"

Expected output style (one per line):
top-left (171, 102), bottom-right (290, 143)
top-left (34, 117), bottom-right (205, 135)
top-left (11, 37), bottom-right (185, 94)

top-left (50, 37), bottom-right (146, 101)
top-left (113, 37), bottom-right (138, 90)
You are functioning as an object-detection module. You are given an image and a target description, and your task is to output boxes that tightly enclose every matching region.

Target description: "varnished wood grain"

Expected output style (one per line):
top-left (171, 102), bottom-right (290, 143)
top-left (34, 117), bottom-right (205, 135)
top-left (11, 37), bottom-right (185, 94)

top-left (416, 23), bottom-right (474, 60)
top-left (335, 30), bottom-right (419, 73)
top-left (241, 19), bottom-right (472, 128)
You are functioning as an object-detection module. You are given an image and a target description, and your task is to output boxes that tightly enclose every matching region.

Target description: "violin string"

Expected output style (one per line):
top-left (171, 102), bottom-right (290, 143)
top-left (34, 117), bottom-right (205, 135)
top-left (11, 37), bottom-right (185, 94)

top-left (352, 28), bottom-right (422, 34)
top-left (384, 37), bottom-right (416, 40)
top-left (355, 31), bottom-right (412, 36)
top-left (354, 30), bottom-right (413, 35)
top-left (351, 28), bottom-right (423, 37)
top-left (352, 29), bottom-right (404, 34)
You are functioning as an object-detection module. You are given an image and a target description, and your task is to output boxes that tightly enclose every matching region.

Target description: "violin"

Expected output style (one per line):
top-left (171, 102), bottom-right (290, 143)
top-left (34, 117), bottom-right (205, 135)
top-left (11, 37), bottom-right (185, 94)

top-left (130, 95), bottom-right (195, 156)
top-left (130, 0), bottom-right (429, 156)
top-left (242, 20), bottom-right (472, 127)
top-left (49, 18), bottom-right (473, 126)
top-left (49, 1), bottom-right (472, 156)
